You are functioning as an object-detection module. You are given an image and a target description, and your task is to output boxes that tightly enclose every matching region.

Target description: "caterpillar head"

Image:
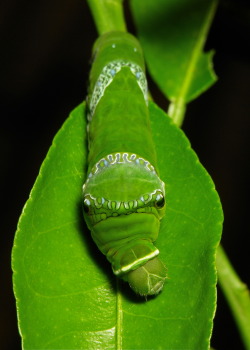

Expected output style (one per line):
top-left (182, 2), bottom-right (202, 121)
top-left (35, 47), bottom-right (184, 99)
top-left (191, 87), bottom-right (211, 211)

top-left (82, 152), bottom-right (167, 296)
top-left (124, 257), bottom-right (167, 296)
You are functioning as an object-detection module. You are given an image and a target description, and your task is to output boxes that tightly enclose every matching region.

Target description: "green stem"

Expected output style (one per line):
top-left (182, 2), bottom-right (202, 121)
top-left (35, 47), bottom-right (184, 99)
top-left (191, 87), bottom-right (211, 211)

top-left (216, 245), bottom-right (250, 349)
top-left (167, 98), bottom-right (186, 128)
top-left (86, 0), bottom-right (127, 35)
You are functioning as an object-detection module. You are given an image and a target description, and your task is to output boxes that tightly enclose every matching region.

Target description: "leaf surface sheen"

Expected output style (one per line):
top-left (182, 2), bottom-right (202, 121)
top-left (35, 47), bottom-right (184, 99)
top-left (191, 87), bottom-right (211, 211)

top-left (130, 0), bottom-right (218, 103)
top-left (12, 102), bottom-right (223, 349)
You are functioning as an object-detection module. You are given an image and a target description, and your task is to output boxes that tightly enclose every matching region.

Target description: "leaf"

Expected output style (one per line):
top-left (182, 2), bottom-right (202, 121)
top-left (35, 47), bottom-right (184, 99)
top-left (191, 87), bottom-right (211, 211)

top-left (130, 0), bottom-right (218, 123)
top-left (12, 102), bottom-right (223, 349)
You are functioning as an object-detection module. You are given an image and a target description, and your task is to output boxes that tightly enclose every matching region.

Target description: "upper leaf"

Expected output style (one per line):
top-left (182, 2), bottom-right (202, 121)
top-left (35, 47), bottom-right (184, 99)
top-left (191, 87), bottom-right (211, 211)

top-left (130, 0), bottom-right (218, 103)
top-left (12, 102), bottom-right (223, 349)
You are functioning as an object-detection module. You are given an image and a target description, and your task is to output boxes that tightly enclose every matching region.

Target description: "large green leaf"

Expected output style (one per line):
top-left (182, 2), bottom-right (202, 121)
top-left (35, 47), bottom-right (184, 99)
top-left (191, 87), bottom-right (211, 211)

top-left (130, 0), bottom-right (218, 106)
top-left (12, 102), bottom-right (223, 349)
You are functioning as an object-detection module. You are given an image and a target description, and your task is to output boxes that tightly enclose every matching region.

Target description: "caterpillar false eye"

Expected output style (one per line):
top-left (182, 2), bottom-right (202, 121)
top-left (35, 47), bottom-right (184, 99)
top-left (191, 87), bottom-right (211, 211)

top-left (83, 198), bottom-right (91, 214)
top-left (155, 195), bottom-right (165, 209)
top-left (82, 31), bottom-right (167, 296)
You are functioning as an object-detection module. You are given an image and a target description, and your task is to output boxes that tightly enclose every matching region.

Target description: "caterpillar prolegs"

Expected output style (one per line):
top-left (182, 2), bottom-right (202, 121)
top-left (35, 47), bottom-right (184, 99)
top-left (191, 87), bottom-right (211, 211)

top-left (82, 31), bottom-right (167, 296)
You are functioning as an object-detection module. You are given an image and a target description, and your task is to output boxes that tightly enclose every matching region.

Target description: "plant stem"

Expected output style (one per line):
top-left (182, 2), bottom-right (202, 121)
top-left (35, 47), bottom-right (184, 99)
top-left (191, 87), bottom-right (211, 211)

top-left (216, 245), bottom-right (250, 349)
top-left (167, 98), bottom-right (186, 128)
top-left (86, 0), bottom-right (127, 36)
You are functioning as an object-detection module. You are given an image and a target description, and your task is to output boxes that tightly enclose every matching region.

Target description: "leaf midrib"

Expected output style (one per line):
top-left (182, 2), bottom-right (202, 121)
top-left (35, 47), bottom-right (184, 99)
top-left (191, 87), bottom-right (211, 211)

top-left (116, 280), bottom-right (123, 350)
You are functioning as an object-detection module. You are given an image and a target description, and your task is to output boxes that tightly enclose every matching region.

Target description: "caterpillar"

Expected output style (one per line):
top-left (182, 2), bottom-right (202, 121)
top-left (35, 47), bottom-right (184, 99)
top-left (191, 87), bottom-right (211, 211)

top-left (82, 31), bottom-right (167, 296)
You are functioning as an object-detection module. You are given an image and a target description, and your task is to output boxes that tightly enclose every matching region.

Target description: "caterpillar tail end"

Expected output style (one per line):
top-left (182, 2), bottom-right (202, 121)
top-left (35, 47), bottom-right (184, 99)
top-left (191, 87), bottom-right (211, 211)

top-left (125, 257), bottom-right (167, 296)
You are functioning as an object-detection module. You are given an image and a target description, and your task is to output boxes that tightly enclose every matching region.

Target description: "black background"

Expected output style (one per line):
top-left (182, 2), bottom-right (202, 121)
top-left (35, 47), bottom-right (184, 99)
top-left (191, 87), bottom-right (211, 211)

top-left (0, 0), bottom-right (249, 349)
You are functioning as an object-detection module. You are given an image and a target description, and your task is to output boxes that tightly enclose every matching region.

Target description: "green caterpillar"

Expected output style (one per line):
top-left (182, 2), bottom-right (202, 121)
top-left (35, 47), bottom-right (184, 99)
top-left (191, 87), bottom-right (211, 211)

top-left (82, 31), bottom-right (167, 296)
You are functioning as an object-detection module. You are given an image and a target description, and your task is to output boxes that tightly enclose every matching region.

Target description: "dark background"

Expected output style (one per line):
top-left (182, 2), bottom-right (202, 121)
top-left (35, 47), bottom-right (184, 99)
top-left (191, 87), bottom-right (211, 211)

top-left (0, 0), bottom-right (249, 349)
